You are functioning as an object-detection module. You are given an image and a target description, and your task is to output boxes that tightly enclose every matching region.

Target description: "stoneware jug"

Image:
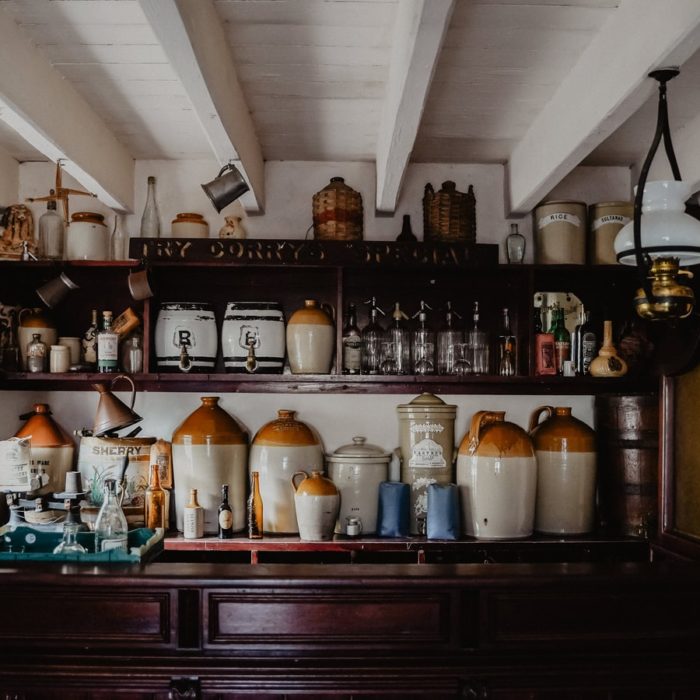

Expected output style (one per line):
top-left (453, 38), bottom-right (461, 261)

top-left (529, 405), bottom-right (597, 535)
top-left (18, 307), bottom-right (57, 371)
top-left (456, 410), bottom-right (537, 539)
top-left (286, 299), bottom-right (334, 374)
top-left (292, 470), bottom-right (340, 541)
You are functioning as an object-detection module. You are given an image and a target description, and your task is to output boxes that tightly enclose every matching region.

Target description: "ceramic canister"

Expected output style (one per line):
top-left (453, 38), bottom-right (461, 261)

top-left (397, 392), bottom-right (457, 535)
top-left (221, 301), bottom-right (285, 373)
top-left (529, 406), bottom-right (597, 535)
top-left (171, 213), bottom-right (209, 239)
top-left (249, 409), bottom-right (324, 534)
top-left (286, 299), bottom-right (335, 374)
top-left (14, 403), bottom-right (75, 496)
top-left (457, 411), bottom-right (537, 539)
top-left (65, 212), bottom-right (110, 261)
top-left (292, 470), bottom-right (340, 541)
top-left (172, 396), bottom-right (248, 534)
top-left (327, 436), bottom-right (390, 535)
top-left (534, 200), bottom-right (587, 264)
top-left (18, 308), bottom-right (57, 371)
top-left (155, 302), bottom-right (217, 372)
top-left (589, 201), bottom-right (633, 265)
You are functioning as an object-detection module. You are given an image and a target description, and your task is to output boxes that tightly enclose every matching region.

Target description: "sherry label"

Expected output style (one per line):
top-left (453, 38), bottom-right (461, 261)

top-left (219, 510), bottom-right (233, 530)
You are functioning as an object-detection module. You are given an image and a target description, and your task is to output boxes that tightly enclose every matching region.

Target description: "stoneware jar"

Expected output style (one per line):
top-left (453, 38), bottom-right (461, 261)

top-left (249, 409), bottom-right (324, 533)
top-left (529, 405), bottom-right (597, 535)
top-left (456, 410), bottom-right (537, 539)
top-left (286, 299), bottom-right (334, 374)
top-left (65, 211), bottom-right (109, 260)
top-left (154, 302), bottom-right (218, 372)
top-left (172, 397), bottom-right (248, 535)
top-left (171, 212), bottom-right (209, 239)
top-left (292, 470), bottom-right (340, 541)
top-left (397, 392), bottom-right (457, 535)
top-left (327, 436), bottom-right (390, 535)
top-left (18, 307), bottom-right (57, 371)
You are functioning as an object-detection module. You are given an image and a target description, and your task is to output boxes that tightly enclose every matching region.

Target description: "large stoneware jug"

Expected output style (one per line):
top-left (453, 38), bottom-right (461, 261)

top-left (18, 308), bottom-right (57, 370)
top-left (286, 300), bottom-right (334, 374)
top-left (456, 411), bottom-right (537, 539)
top-left (529, 405), bottom-right (596, 534)
top-left (292, 470), bottom-right (340, 541)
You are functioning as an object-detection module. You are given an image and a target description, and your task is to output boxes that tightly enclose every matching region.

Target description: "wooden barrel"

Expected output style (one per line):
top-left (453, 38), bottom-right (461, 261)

top-left (594, 394), bottom-right (658, 537)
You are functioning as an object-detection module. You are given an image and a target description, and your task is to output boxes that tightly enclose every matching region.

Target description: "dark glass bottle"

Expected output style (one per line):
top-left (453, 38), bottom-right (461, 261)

top-left (218, 484), bottom-right (234, 539)
top-left (341, 303), bottom-right (362, 375)
top-left (397, 214), bottom-right (417, 242)
top-left (552, 308), bottom-right (571, 375)
top-left (248, 471), bottom-right (263, 540)
top-left (574, 309), bottom-right (597, 375)
top-left (497, 307), bottom-right (516, 377)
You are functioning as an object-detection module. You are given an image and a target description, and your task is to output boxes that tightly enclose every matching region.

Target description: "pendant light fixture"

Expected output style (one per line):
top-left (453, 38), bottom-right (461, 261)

top-left (614, 68), bottom-right (700, 321)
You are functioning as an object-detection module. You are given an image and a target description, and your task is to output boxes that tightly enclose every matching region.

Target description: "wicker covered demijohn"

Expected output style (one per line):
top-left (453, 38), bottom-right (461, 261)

top-left (423, 181), bottom-right (476, 242)
top-left (312, 177), bottom-right (363, 240)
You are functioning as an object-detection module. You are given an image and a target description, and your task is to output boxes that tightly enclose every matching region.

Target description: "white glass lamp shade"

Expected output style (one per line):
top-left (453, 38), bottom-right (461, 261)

top-left (615, 180), bottom-right (700, 266)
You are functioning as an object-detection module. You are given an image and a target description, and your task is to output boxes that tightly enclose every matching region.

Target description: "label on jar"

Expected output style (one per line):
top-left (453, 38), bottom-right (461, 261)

top-left (538, 213), bottom-right (581, 229)
top-left (592, 214), bottom-right (630, 230)
top-left (184, 506), bottom-right (204, 539)
top-left (408, 438), bottom-right (446, 469)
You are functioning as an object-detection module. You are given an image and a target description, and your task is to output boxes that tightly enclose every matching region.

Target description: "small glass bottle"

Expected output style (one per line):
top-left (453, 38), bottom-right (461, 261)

top-left (551, 307), bottom-right (571, 375)
top-left (248, 471), bottom-right (263, 540)
top-left (505, 223), bottom-right (526, 264)
top-left (384, 302), bottom-right (411, 375)
top-left (82, 309), bottom-right (99, 367)
top-left (145, 463), bottom-right (166, 530)
top-left (341, 303), bottom-right (362, 375)
top-left (574, 308), bottom-right (597, 375)
top-left (497, 307), bottom-right (517, 376)
top-left (218, 483), bottom-right (233, 539)
top-left (94, 478), bottom-right (128, 553)
top-left (38, 190), bottom-right (65, 260)
top-left (121, 333), bottom-right (144, 374)
top-left (466, 301), bottom-right (490, 375)
top-left (97, 310), bottom-right (119, 373)
top-left (396, 214), bottom-right (417, 242)
top-left (111, 214), bottom-right (129, 261)
top-left (140, 175), bottom-right (161, 238)
top-left (183, 488), bottom-right (204, 539)
top-left (53, 522), bottom-right (87, 555)
top-left (26, 333), bottom-right (48, 373)
top-left (361, 297), bottom-right (385, 375)
top-left (411, 301), bottom-right (435, 375)
top-left (437, 302), bottom-right (463, 375)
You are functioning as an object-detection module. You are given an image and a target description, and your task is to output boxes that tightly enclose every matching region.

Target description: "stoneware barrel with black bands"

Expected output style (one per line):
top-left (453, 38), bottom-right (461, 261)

top-left (154, 302), bottom-right (217, 372)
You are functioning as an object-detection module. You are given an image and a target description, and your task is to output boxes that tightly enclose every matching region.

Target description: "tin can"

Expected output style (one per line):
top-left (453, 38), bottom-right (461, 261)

top-left (534, 200), bottom-right (587, 264)
top-left (589, 201), bottom-right (633, 264)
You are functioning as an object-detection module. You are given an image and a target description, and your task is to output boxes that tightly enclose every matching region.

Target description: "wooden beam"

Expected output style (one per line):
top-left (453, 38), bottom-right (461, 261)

top-left (139, 0), bottom-right (264, 213)
top-left (375, 0), bottom-right (454, 214)
top-left (507, 0), bottom-right (700, 216)
top-left (0, 16), bottom-right (134, 212)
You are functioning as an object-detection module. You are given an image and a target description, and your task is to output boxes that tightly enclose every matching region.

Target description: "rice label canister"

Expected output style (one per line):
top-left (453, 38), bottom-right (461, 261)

top-left (534, 200), bottom-right (587, 264)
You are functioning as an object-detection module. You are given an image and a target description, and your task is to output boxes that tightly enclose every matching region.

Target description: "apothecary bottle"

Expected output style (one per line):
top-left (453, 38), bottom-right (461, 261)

top-left (361, 297), bottom-right (385, 375)
top-left (437, 302), bottom-right (463, 375)
top-left (26, 333), bottom-right (48, 373)
top-left (505, 223), bottom-right (526, 263)
top-left (140, 176), bottom-right (161, 238)
top-left (497, 307), bottom-right (517, 376)
top-left (218, 484), bottom-right (234, 539)
top-left (121, 334), bottom-right (144, 374)
top-left (111, 214), bottom-right (129, 261)
top-left (145, 463), bottom-right (166, 530)
top-left (38, 191), bottom-right (65, 260)
top-left (94, 478), bottom-right (128, 552)
top-left (183, 488), bottom-right (204, 539)
top-left (341, 303), bottom-right (361, 375)
top-left (411, 301), bottom-right (435, 375)
top-left (248, 471), bottom-right (263, 539)
top-left (97, 310), bottom-right (118, 373)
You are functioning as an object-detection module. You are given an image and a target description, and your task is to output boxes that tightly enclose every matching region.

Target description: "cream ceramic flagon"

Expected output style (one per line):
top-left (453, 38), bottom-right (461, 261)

top-left (286, 299), bottom-right (334, 374)
top-left (292, 470), bottom-right (340, 541)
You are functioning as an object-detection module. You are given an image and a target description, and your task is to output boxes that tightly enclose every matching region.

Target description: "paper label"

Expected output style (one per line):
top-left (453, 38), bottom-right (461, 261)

top-left (593, 214), bottom-right (630, 231)
top-left (409, 438), bottom-right (446, 469)
top-left (0, 437), bottom-right (31, 490)
top-left (100, 536), bottom-right (127, 552)
top-left (538, 213), bottom-right (581, 229)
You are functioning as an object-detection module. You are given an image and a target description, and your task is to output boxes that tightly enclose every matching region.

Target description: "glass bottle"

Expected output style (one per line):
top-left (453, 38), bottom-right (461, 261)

top-left (534, 305), bottom-right (556, 376)
top-left (466, 301), bottom-right (490, 375)
top-left (2, 312), bottom-right (20, 371)
top-left (145, 463), bottom-right (166, 530)
top-left (38, 191), bottom-right (65, 260)
top-left (82, 309), bottom-right (99, 367)
top-left (248, 471), bottom-right (263, 540)
top-left (110, 214), bottom-right (129, 261)
top-left (397, 214), bottom-right (417, 242)
top-left (26, 333), bottom-right (48, 373)
top-left (94, 478), bottom-right (128, 553)
top-left (140, 175), bottom-right (161, 238)
top-left (411, 301), bottom-right (435, 375)
top-left (384, 302), bottom-right (410, 375)
top-left (505, 223), bottom-right (526, 264)
top-left (341, 303), bottom-right (362, 375)
top-left (183, 488), bottom-right (204, 539)
top-left (218, 483), bottom-right (233, 539)
top-left (437, 302), bottom-right (463, 375)
top-left (497, 307), bottom-right (517, 376)
top-left (574, 308), bottom-right (597, 375)
top-left (53, 522), bottom-right (87, 555)
top-left (97, 310), bottom-right (119, 373)
top-left (361, 297), bottom-right (385, 375)
top-left (551, 307), bottom-right (571, 375)
top-left (121, 333), bottom-right (144, 374)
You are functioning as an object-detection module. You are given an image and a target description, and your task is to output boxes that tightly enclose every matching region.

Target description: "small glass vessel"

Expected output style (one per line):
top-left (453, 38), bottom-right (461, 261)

top-left (361, 297), bottom-right (385, 375)
top-left (140, 176), bottom-right (161, 238)
top-left (437, 302), bottom-right (464, 375)
top-left (505, 223), bottom-right (526, 264)
top-left (53, 522), bottom-right (87, 555)
top-left (111, 214), bottom-right (129, 261)
top-left (26, 333), bottom-right (48, 373)
top-left (38, 191), bottom-right (65, 260)
top-left (94, 478), bottom-right (128, 553)
top-left (466, 301), bottom-right (489, 374)
top-left (411, 301), bottom-right (435, 375)
top-left (121, 334), bottom-right (144, 374)
top-left (385, 302), bottom-right (410, 374)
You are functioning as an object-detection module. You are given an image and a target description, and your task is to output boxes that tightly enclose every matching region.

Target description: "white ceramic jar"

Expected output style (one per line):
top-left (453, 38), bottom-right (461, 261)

top-left (286, 299), bottom-right (334, 374)
top-left (249, 409), bottom-right (324, 534)
top-left (65, 212), bottom-right (110, 260)
top-left (327, 436), bottom-right (390, 535)
top-left (154, 302), bottom-right (217, 372)
top-left (171, 213), bottom-right (209, 239)
top-left (292, 470), bottom-right (340, 541)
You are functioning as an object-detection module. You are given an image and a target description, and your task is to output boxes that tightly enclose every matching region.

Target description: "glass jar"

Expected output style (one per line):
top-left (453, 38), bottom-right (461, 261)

top-left (121, 334), bottom-right (144, 373)
top-left (26, 333), bottom-right (48, 373)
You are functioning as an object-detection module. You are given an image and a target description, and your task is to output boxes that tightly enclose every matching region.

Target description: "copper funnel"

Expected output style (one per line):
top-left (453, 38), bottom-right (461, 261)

top-left (92, 375), bottom-right (142, 437)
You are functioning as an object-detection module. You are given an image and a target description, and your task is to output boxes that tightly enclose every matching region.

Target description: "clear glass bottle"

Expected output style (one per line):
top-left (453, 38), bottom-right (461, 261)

top-left (82, 309), bottom-right (99, 367)
top-left (411, 301), bottom-right (435, 375)
top-left (497, 307), bottom-right (517, 376)
top-left (466, 301), bottom-right (490, 375)
top-left (26, 333), bottom-right (48, 373)
top-left (2, 312), bottom-right (20, 371)
top-left (145, 463), bottom-right (166, 530)
top-left (140, 175), bottom-right (161, 238)
top-left (97, 310), bottom-right (119, 373)
top-left (385, 302), bottom-right (411, 375)
top-left (110, 214), bottom-right (129, 261)
top-left (248, 471), bottom-right (263, 540)
top-left (437, 302), bottom-right (463, 375)
top-left (361, 297), bottom-right (385, 375)
top-left (53, 522), bottom-right (87, 555)
top-left (505, 222), bottom-right (526, 263)
top-left (341, 303), bottom-right (362, 375)
top-left (94, 478), bottom-right (128, 553)
top-left (183, 488), bottom-right (204, 539)
top-left (121, 333), bottom-right (144, 374)
top-left (38, 191), bottom-right (65, 260)
top-left (218, 483), bottom-right (233, 539)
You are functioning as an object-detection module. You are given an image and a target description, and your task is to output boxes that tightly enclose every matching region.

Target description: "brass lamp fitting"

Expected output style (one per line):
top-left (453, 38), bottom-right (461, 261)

top-left (634, 257), bottom-right (694, 320)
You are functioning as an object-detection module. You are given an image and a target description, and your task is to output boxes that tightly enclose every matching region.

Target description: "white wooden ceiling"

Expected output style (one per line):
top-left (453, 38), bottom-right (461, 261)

top-left (1, 0), bottom-right (700, 214)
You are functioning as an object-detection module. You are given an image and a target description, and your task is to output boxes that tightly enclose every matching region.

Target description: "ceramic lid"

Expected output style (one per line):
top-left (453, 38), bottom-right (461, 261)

top-left (172, 212), bottom-right (206, 224)
top-left (397, 392), bottom-right (457, 415)
top-left (71, 211), bottom-right (106, 225)
top-left (172, 396), bottom-right (248, 445)
top-left (327, 436), bottom-right (391, 464)
top-left (252, 409), bottom-right (320, 447)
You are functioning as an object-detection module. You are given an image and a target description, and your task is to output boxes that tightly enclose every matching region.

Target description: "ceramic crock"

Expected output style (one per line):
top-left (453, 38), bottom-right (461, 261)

top-left (292, 470), bottom-right (340, 541)
top-left (529, 405), bottom-right (597, 534)
top-left (154, 302), bottom-right (217, 372)
top-left (172, 396), bottom-right (248, 534)
top-left (249, 409), bottom-right (324, 534)
top-left (456, 410), bottom-right (537, 539)
top-left (221, 301), bottom-right (285, 373)
top-left (65, 211), bottom-right (109, 260)
top-left (18, 307), bottom-right (57, 370)
top-left (14, 403), bottom-right (74, 495)
top-left (397, 392), bottom-right (456, 535)
top-left (171, 212), bottom-right (209, 239)
top-left (327, 436), bottom-right (390, 535)
top-left (286, 299), bottom-right (334, 374)
top-left (534, 200), bottom-right (586, 264)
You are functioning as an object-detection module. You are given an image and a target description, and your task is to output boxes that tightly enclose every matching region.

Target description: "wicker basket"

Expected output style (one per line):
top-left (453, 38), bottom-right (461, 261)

top-left (422, 181), bottom-right (476, 242)
top-left (312, 177), bottom-right (363, 240)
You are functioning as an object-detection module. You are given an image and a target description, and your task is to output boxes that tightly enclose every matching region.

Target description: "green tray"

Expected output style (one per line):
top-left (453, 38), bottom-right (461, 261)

top-left (0, 526), bottom-right (164, 563)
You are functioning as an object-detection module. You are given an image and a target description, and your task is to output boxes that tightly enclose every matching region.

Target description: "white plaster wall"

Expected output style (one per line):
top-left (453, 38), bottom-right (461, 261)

top-left (0, 146), bottom-right (19, 205)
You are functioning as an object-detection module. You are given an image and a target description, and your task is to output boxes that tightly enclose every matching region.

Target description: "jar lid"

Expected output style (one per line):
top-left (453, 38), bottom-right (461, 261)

top-left (327, 436), bottom-right (391, 463)
top-left (397, 392), bottom-right (457, 415)
top-left (173, 212), bottom-right (205, 223)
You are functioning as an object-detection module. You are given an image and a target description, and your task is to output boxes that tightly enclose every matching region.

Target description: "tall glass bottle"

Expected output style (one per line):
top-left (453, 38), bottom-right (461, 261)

top-left (97, 310), bottom-right (119, 373)
top-left (248, 471), bottom-right (263, 539)
top-left (385, 302), bottom-right (410, 375)
top-left (466, 301), bottom-right (489, 375)
top-left (437, 302), bottom-right (463, 375)
top-left (145, 463), bottom-right (166, 530)
top-left (551, 307), bottom-right (571, 375)
top-left (411, 301), bottom-right (435, 375)
top-left (497, 307), bottom-right (517, 376)
top-left (140, 176), bottom-right (161, 238)
top-left (94, 478), bottom-right (128, 552)
top-left (183, 488), bottom-right (204, 539)
top-left (111, 214), bottom-right (129, 261)
top-left (82, 309), bottom-right (99, 368)
top-left (38, 191), bottom-right (65, 260)
top-left (574, 308), bottom-right (597, 375)
top-left (218, 483), bottom-right (234, 539)
top-left (341, 303), bottom-right (362, 375)
top-left (361, 297), bottom-right (385, 375)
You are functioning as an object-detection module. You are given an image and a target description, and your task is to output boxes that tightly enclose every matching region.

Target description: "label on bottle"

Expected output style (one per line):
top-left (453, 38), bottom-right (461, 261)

top-left (581, 334), bottom-right (597, 373)
top-left (100, 536), bottom-right (128, 553)
top-left (342, 333), bottom-right (362, 372)
top-left (219, 509), bottom-right (233, 530)
top-left (98, 334), bottom-right (118, 368)
top-left (534, 334), bottom-right (557, 376)
top-left (184, 506), bottom-right (204, 539)
top-left (554, 340), bottom-right (571, 374)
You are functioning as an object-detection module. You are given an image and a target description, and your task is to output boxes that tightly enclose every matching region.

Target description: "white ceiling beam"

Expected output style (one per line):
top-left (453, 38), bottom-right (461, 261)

top-left (507, 0), bottom-right (700, 216)
top-left (375, 0), bottom-right (454, 214)
top-left (0, 15), bottom-right (134, 212)
top-left (139, 0), bottom-right (264, 213)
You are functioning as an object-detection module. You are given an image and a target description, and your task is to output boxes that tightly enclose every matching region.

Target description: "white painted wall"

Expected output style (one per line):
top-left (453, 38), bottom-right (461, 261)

top-left (0, 146), bottom-right (19, 205)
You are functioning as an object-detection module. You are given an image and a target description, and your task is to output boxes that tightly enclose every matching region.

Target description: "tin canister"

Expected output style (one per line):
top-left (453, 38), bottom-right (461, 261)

top-left (534, 200), bottom-right (587, 264)
top-left (397, 392), bottom-right (456, 535)
top-left (589, 201), bottom-right (633, 264)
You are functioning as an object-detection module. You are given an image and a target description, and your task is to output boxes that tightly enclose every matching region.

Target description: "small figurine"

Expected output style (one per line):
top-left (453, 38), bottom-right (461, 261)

top-left (219, 215), bottom-right (247, 240)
